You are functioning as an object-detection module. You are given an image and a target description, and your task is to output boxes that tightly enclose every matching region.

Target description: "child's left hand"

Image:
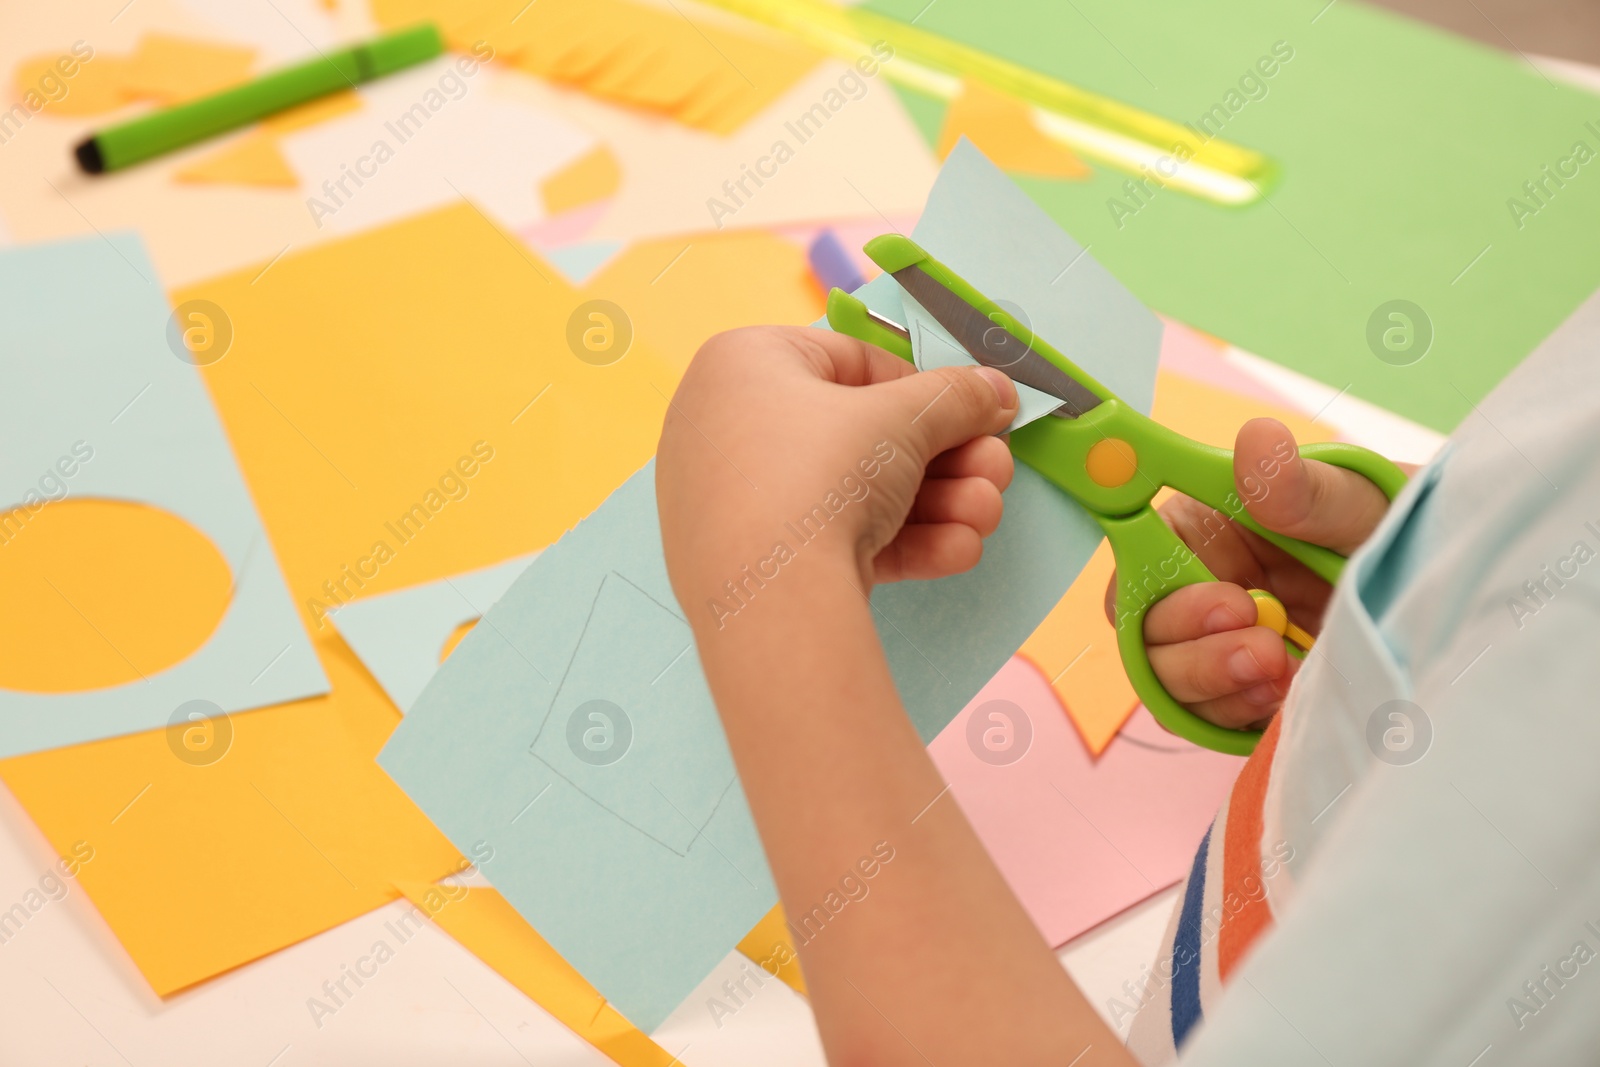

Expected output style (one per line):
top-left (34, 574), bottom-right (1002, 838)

top-left (657, 325), bottom-right (1019, 632)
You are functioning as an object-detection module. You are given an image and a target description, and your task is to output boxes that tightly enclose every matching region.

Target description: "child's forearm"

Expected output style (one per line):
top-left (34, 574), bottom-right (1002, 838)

top-left (694, 549), bottom-right (1134, 1067)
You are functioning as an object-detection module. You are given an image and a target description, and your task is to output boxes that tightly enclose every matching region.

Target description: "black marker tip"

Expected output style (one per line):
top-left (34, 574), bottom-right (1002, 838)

top-left (74, 137), bottom-right (104, 175)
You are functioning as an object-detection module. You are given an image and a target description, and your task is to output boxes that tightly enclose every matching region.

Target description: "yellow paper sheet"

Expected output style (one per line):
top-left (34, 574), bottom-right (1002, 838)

top-left (935, 79), bottom-right (1090, 181)
top-left (374, 0), bottom-right (821, 135)
top-left (583, 229), bottom-right (825, 374)
top-left (175, 130), bottom-right (298, 187)
top-left (395, 882), bottom-right (681, 1067)
top-left (1020, 369), bottom-right (1336, 754)
top-left (121, 33), bottom-right (256, 103)
top-left (540, 144), bottom-right (622, 216)
top-left (0, 203), bottom-right (681, 995)
top-left (736, 904), bottom-right (807, 997)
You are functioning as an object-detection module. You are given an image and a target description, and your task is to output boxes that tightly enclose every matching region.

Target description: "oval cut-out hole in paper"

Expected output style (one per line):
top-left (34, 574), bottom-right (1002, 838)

top-left (0, 498), bottom-right (232, 692)
top-left (439, 618), bottom-right (479, 664)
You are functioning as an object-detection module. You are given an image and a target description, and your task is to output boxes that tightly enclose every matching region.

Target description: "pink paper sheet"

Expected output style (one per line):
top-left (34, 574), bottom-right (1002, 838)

top-left (928, 656), bottom-right (1246, 948)
top-left (1156, 315), bottom-right (1294, 409)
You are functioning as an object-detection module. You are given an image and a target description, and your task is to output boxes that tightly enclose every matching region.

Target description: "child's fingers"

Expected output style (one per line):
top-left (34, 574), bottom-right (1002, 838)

top-left (926, 435), bottom-right (1013, 490)
top-left (1186, 662), bottom-right (1300, 729)
top-left (1146, 625), bottom-right (1289, 705)
top-left (872, 523), bottom-right (983, 584)
top-left (908, 477), bottom-right (1003, 537)
top-left (1235, 418), bottom-right (1391, 555)
top-left (1140, 582), bottom-right (1259, 645)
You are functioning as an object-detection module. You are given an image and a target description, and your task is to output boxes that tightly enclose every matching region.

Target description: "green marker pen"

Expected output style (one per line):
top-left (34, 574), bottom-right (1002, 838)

top-left (75, 23), bottom-right (443, 174)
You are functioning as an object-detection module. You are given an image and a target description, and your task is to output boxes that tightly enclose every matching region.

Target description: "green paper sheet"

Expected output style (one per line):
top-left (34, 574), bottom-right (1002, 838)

top-left (875, 0), bottom-right (1600, 432)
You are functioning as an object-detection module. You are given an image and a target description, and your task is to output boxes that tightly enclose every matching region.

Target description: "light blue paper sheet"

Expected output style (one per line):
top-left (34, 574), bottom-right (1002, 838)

top-left (329, 552), bottom-right (539, 713)
top-left (379, 142), bottom-right (1162, 1030)
top-left (0, 233), bottom-right (327, 757)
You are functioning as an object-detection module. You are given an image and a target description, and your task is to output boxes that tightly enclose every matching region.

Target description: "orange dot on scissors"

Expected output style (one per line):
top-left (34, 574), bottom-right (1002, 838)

top-left (1085, 437), bottom-right (1138, 487)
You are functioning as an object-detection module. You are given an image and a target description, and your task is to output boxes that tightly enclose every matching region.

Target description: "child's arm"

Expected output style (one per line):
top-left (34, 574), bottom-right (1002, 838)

top-left (658, 326), bottom-right (1137, 1066)
top-left (1121, 418), bottom-right (1399, 727)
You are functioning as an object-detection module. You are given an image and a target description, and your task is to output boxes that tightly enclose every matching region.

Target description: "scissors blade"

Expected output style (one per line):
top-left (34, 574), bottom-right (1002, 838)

top-left (891, 264), bottom-right (1103, 418)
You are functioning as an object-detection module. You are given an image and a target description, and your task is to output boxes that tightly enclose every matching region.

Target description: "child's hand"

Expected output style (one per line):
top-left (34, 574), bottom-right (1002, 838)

top-left (658, 325), bottom-right (1018, 630)
top-left (1108, 418), bottom-right (1395, 730)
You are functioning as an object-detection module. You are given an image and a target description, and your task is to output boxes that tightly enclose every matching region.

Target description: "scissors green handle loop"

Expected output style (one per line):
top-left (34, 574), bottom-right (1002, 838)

top-left (825, 251), bottom-right (1410, 756)
top-left (1094, 440), bottom-right (1406, 755)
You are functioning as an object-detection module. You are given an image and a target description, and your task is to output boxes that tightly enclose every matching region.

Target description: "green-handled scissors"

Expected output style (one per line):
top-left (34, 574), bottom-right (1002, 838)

top-left (828, 235), bottom-right (1408, 755)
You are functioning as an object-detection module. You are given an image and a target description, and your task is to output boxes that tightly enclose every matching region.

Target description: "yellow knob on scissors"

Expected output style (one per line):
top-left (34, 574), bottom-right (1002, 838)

top-left (1085, 437), bottom-right (1138, 487)
top-left (1248, 588), bottom-right (1315, 653)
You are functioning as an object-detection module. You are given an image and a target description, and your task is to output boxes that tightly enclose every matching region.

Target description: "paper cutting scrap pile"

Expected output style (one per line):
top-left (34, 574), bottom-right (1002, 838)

top-left (0, 0), bottom-right (1586, 1061)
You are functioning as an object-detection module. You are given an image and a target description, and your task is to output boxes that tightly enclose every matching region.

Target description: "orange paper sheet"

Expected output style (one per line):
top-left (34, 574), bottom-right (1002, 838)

top-left (0, 203), bottom-right (681, 995)
top-left (935, 80), bottom-right (1090, 180)
top-left (1020, 369), bottom-right (1336, 754)
top-left (584, 228), bottom-right (825, 374)
top-left (394, 882), bottom-right (680, 1067)
top-left (373, 0), bottom-right (821, 135)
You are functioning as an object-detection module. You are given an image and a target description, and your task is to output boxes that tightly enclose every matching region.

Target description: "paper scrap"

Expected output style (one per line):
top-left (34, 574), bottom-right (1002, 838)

top-left (545, 239), bottom-right (624, 285)
top-left (928, 655), bottom-right (1245, 949)
top-left (907, 304), bottom-right (1064, 431)
top-left (0, 202), bottom-right (674, 995)
top-left (121, 34), bottom-right (256, 104)
top-left (274, 59), bottom-right (594, 237)
top-left (378, 142), bottom-right (1162, 1030)
top-left (935, 79), bottom-right (1090, 180)
top-left (580, 229), bottom-right (827, 374)
top-left (374, 0), bottom-right (822, 135)
top-left (394, 882), bottom-right (681, 1066)
top-left (176, 91), bottom-right (363, 189)
top-left (331, 553), bottom-right (539, 713)
top-left (540, 144), bottom-right (621, 216)
top-left (12, 52), bottom-right (133, 117)
top-left (736, 905), bottom-right (808, 997)
top-left (176, 130), bottom-right (299, 187)
top-left (0, 233), bottom-right (327, 755)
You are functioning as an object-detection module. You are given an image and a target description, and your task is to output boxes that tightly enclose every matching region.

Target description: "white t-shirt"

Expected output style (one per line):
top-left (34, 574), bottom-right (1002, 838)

top-left (1129, 286), bottom-right (1600, 1065)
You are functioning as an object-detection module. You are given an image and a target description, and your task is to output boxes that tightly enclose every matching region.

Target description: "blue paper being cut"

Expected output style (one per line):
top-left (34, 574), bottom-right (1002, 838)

top-left (379, 141), bottom-right (1163, 1030)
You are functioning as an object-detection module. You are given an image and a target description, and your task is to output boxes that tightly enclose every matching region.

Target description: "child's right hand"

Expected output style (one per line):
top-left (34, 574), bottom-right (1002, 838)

top-left (1106, 418), bottom-right (1399, 730)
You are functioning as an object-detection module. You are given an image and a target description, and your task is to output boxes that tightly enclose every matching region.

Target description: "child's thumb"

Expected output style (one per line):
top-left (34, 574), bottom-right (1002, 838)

top-left (886, 365), bottom-right (1018, 466)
